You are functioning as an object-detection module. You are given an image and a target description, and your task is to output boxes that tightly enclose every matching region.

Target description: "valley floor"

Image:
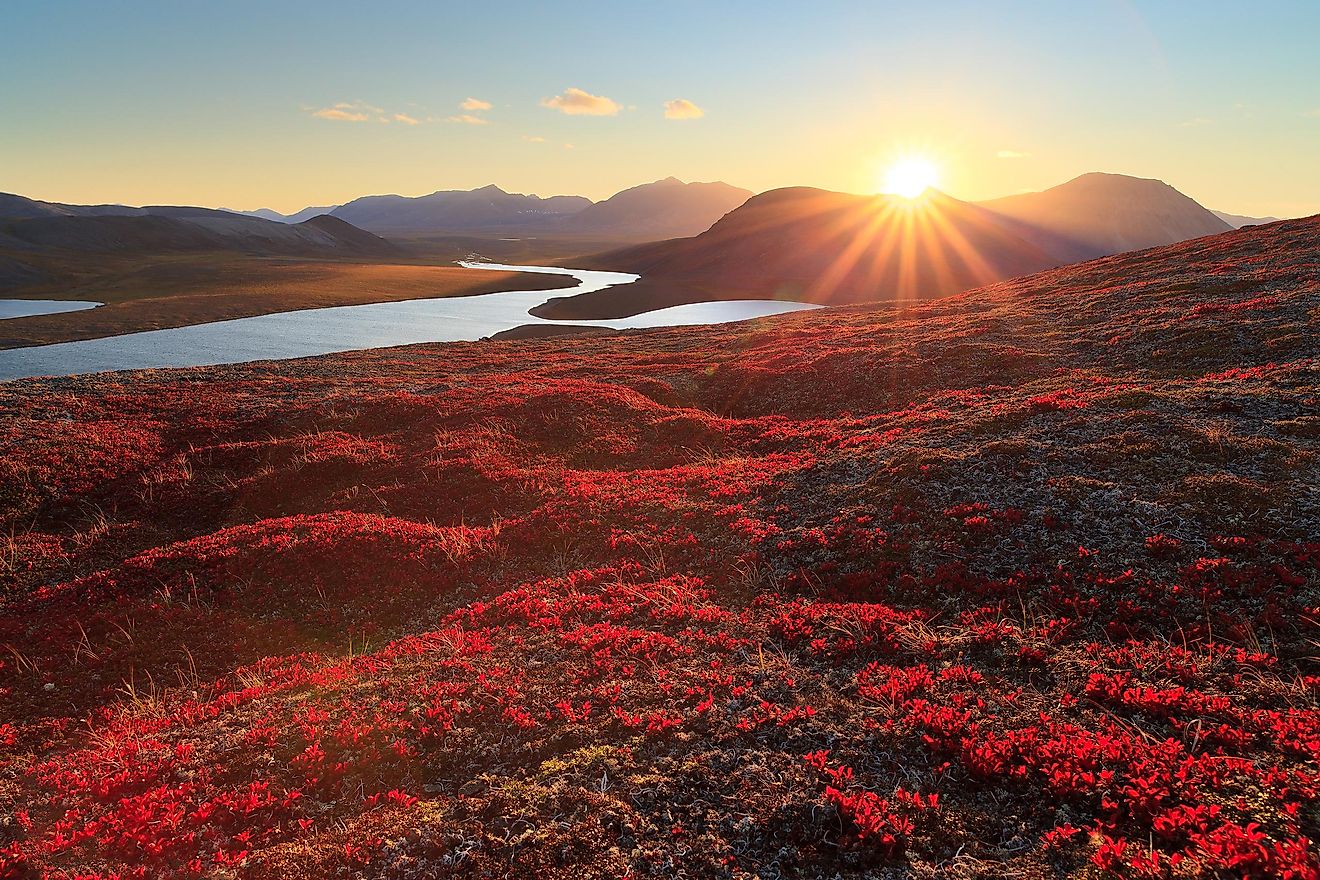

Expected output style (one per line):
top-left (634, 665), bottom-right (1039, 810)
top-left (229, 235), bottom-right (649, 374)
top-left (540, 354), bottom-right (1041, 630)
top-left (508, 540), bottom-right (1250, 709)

top-left (0, 258), bottom-right (574, 349)
top-left (0, 218), bottom-right (1317, 878)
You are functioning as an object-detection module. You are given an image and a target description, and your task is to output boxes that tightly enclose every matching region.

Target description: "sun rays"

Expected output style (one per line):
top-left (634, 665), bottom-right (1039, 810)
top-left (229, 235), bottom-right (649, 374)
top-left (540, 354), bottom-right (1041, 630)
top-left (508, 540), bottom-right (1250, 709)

top-left (799, 187), bottom-right (1011, 306)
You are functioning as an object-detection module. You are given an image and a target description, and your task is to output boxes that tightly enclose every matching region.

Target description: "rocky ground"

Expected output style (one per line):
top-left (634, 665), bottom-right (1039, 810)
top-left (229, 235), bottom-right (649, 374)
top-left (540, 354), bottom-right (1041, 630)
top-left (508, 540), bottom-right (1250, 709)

top-left (0, 217), bottom-right (1317, 878)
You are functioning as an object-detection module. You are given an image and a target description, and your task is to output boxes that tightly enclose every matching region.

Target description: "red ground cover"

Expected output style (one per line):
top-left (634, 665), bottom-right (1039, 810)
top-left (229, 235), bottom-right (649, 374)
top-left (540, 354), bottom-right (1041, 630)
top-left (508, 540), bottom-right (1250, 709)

top-left (1, 218), bottom-right (1318, 878)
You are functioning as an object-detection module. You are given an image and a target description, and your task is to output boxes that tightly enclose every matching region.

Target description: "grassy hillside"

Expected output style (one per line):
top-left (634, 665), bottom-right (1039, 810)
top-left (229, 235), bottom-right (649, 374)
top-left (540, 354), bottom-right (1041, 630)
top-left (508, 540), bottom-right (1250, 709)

top-left (0, 217), bottom-right (1317, 878)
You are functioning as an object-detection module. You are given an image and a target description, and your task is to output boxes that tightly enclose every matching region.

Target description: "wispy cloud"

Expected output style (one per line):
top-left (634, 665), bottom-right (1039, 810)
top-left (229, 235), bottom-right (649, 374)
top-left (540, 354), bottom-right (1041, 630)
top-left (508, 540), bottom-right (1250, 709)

top-left (461, 97), bottom-right (492, 111)
top-left (314, 108), bottom-right (368, 122)
top-left (1179, 117), bottom-right (1214, 128)
top-left (995, 149), bottom-right (1031, 159)
top-left (311, 101), bottom-right (379, 122)
top-left (446, 114), bottom-right (489, 125)
top-left (1303, 108), bottom-right (1320, 118)
top-left (541, 87), bottom-right (620, 116)
top-left (663, 98), bottom-right (704, 120)
top-left (522, 135), bottom-right (546, 143)
top-left (311, 100), bottom-right (427, 125)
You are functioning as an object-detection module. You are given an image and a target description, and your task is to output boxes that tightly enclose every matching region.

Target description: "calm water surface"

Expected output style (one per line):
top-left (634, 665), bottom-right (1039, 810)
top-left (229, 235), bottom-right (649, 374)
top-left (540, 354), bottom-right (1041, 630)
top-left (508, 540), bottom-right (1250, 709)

top-left (0, 300), bottom-right (101, 320)
top-left (0, 264), bottom-right (818, 381)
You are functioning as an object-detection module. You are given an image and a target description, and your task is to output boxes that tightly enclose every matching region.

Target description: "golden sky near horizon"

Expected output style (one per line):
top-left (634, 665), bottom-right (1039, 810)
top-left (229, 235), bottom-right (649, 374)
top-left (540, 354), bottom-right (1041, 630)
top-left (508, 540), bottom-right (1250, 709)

top-left (3, 2), bottom-right (1318, 219)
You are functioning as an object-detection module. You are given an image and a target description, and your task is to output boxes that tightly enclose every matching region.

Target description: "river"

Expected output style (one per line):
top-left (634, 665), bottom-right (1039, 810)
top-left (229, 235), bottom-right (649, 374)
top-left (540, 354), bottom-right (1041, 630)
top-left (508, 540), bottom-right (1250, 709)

top-left (0, 263), bottom-right (819, 381)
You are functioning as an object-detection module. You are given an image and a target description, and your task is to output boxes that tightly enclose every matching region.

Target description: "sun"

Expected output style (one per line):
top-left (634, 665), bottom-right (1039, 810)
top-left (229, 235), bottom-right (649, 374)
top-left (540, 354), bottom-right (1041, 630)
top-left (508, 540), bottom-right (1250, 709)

top-left (881, 157), bottom-right (940, 199)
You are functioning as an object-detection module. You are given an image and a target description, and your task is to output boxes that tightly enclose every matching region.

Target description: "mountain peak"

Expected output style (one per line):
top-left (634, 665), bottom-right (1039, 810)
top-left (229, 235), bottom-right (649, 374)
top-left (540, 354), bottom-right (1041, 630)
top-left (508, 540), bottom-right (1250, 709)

top-left (1060, 171), bottom-right (1177, 192)
top-left (563, 178), bottom-right (752, 238)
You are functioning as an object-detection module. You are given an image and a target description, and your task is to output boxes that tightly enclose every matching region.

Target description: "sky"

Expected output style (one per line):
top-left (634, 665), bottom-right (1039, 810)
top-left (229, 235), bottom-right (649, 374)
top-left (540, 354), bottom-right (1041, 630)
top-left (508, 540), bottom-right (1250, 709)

top-left (2, 1), bottom-right (1318, 217)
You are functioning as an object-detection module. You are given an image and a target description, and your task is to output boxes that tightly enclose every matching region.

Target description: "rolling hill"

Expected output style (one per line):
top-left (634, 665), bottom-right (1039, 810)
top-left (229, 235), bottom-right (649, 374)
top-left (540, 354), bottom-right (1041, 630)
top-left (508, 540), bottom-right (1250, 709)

top-left (0, 193), bottom-right (401, 259)
top-left (1, 214), bottom-right (1316, 878)
top-left (0, 193), bottom-right (404, 292)
top-left (563, 177), bottom-right (752, 238)
top-left (548, 173), bottom-right (1236, 319)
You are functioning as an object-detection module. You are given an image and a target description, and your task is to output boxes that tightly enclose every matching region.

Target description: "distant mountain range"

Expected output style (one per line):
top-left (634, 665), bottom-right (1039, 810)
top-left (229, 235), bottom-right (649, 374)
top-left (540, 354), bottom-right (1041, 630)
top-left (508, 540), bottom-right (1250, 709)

top-left (1212, 209), bottom-right (1282, 229)
top-left (231, 178), bottom-right (753, 239)
top-left (327, 185), bottom-right (591, 233)
top-left (543, 173), bottom-right (1238, 319)
top-left (226, 205), bottom-right (339, 225)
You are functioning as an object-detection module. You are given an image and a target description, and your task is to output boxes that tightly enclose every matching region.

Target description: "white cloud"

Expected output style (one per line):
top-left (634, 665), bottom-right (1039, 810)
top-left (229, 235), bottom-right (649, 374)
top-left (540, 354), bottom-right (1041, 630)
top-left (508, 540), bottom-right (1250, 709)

top-left (394, 113), bottom-right (420, 125)
top-left (1179, 117), bottom-right (1214, 128)
top-left (522, 135), bottom-right (546, 143)
top-left (541, 87), bottom-right (620, 116)
top-left (461, 97), bottom-right (492, 111)
top-left (995, 149), bottom-right (1031, 159)
top-left (446, 114), bottom-right (489, 125)
top-left (663, 98), bottom-right (704, 120)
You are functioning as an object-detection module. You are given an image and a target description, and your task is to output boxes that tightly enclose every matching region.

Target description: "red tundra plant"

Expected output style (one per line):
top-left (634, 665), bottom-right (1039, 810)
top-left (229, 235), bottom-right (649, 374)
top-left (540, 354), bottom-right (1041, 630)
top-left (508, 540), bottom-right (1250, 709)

top-left (2, 216), bottom-right (1320, 876)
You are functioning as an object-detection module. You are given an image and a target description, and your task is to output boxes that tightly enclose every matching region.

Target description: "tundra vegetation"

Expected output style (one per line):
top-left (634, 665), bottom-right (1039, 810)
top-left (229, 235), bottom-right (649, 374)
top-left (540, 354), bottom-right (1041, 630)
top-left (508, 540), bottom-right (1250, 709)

top-left (0, 218), bottom-right (1317, 878)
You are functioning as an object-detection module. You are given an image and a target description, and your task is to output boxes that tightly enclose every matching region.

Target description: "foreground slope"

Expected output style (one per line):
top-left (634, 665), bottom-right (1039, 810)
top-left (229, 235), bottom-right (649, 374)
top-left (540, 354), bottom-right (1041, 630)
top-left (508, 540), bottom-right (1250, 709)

top-left (0, 218), bottom-right (1318, 878)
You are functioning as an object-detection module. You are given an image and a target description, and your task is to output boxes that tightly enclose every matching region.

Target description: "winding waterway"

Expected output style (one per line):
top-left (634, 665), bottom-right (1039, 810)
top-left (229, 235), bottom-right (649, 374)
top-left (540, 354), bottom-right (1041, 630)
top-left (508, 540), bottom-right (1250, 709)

top-left (0, 263), bottom-right (819, 381)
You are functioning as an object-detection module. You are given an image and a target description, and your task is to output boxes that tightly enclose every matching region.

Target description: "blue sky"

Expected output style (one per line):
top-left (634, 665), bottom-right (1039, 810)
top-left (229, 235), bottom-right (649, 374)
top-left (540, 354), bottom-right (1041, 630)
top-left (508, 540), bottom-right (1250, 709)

top-left (2, 0), bottom-right (1317, 216)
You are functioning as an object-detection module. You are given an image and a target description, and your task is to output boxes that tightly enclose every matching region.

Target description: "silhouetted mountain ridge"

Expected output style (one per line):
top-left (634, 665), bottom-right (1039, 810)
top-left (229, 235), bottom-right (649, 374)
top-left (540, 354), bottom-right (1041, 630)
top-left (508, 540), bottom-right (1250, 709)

top-left (549, 173), bottom-right (1236, 319)
top-left (327, 186), bottom-right (592, 233)
top-left (230, 179), bottom-right (753, 238)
